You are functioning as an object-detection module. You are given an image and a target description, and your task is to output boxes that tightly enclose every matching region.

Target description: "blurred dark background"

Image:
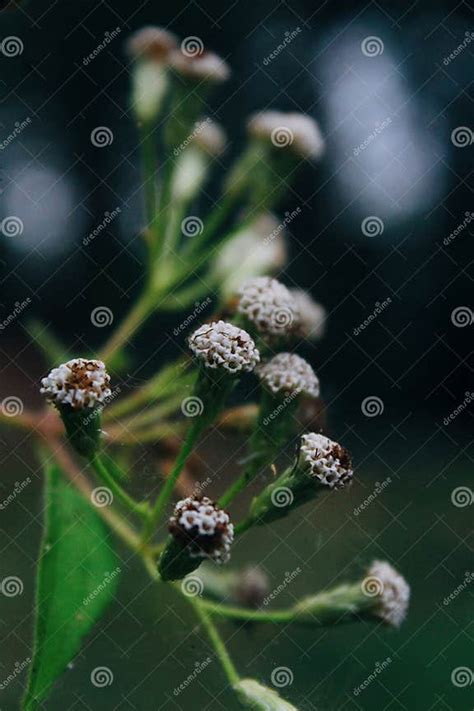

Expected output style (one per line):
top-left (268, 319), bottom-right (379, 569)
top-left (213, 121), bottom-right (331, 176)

top-left (0, 1), bottom-right (472, 710)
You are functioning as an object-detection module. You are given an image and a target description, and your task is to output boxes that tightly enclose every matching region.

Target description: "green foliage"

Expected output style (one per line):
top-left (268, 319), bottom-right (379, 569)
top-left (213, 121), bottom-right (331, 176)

top-left (23, 463), bottom-right (119, 710)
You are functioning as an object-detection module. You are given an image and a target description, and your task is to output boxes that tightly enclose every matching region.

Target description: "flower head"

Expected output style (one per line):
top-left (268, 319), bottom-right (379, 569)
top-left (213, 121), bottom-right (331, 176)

top-left (298, 432), bottom-right (353, 488)
top-left (126, 26), bottom-right (178, 62)
top-left (365, 560), bottom-right (410, 627)
top-left (213, 214), bottom-right (287, 297)
top-left (238, 276), bottom-right (300, 339)
top-left (193, 118), bottom-right (226, 156)
top-left (290, 289), bottom-right (326, 340)
top-left (257, 353), bottom-right (320, 398)
top-left (188, 320), bottom-right (260, 374)
top-left (169, 48), bottom-right (230, 83)
top-left (169, 496), bottom-right (234, 563)
top-left (40, 358), bottom-right (111, 410)
top-left (247, 111), bottom-right (324, 159)
top-left (232, 566), bottom-right (270, 608)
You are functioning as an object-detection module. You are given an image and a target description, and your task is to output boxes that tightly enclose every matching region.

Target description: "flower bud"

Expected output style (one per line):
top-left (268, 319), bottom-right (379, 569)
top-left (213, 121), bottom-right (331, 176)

top-left (256, 353), bottom-right (320, 399)
top-left (290, 289), bottom-right (326, 341)
top-left (168, 48), bottom-right (230, 84)
top-left (172, 119), bottom-right (226, 203)
top-left (247, 111), bottom-right (324, 160)
top-left (298, 432), bottom-right (353, 489)
top-left (212, 214), bottom-right (287, 297)
top-left (40, 358), bottom-right (111, 458)
top-left (364, 560), bottom-right (410, 628)
top-left (159, 496), bottom-right (234, 580)
top-left (238, 277), bottom-right (300, 341)
top-left (234, 679), bottom-right (297, 710)
top-left (188, 320), bottom-right (260, 375)
top-left (126, 27), bottom-right (177, 125)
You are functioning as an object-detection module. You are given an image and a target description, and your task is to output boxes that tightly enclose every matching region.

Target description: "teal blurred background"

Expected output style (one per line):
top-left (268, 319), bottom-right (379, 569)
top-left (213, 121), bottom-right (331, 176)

top-left (0, 0), bottom-right (473, 709)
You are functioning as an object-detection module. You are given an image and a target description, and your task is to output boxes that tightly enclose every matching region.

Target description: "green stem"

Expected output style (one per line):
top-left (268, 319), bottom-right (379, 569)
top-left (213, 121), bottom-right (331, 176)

top-left (139, 123), bottom-right (159, 248)
top-left (198, 598), bottom-right (294, 624)
top-left (99, 290), bottom-right (155, 364)
top-left (187, 596), bottom-right (240, 685)
top-left (233, 516), bottom-right (255, 536)
top-left (90, 453), bottom-right (149, 518)
top-left (141, 419), bottom-right (204, 542)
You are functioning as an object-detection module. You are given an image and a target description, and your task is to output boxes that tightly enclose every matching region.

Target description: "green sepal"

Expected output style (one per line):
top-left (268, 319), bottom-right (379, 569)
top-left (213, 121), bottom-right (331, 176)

top-left (58, 404), bottom-right (103, 458)
top-left (158, 536), bottom-right (202, 581)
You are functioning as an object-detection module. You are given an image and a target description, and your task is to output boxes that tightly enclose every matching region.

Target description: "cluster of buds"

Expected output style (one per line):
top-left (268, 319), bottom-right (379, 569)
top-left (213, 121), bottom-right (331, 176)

top-left (247, 110), bottom-right (325, 160)
top-left (160, 496), bottom-right (234, 580)
top-left (188, 320), bottom-right (260, 374)
top-left (40, 359), bottom-right (111, 457)
top-left (172, 118), bottom-right (226, 203)
top-left (257, 353), bottom-right (320, 399)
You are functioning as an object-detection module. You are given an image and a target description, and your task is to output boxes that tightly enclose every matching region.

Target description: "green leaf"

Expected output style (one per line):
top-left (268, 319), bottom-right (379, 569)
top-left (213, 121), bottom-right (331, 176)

top-left (234, 679), bottom-right (299, 710)
top-left (23, 463), bottom-right (120, 710)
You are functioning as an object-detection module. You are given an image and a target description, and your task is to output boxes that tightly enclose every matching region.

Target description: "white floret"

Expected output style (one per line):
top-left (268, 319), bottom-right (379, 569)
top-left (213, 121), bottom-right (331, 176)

top-left (298, 432), bottom-right (353, 488)
top-left (290, 289), bottom-right (326, 340)
top-left (367, 560), bottom-right (410, 628)
top-left (188, 320), bottom-right (260, 373)
top-left (40, 358), bottom-right (111, 410)
top-left (247, 111), bottom-right (325, 159)
top-left (257, 353), bottom-right (320, 398)
top-left (171, 496), bottom-right (234, 563)
top-left (169, 49), bottom-right (230, 82)
top-left (238, 277), bottom-right (300, 338)
top-left (126, 26), bottom-right (178, 61)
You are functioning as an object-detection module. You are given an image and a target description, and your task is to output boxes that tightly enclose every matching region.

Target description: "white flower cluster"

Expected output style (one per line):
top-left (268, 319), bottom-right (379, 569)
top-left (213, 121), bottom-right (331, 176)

top-left (169, 496), bottom-right (234, 563)
top-left (298, 432), bottom-right (353, 488)
top-left (248, 111), bottom-right (325, 159)
top-left (290, 289), bottom-right (326, 341)
top-left (126, 26), bottom-right (178, 61)
top-left (188, 320), bottom-right (260, 373)
top-left (367, 560), bottom-right (410, 628)
top-left (257, 353), bottom-right (320, 398)
top-left (40, 358), bottom-right (111, 410)
top-left (238, 277), bottom-right (300, 338)
top-left (169, 49), bottom-right (230, 82)
top-left (193, 119), bottom-right (226, 156)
